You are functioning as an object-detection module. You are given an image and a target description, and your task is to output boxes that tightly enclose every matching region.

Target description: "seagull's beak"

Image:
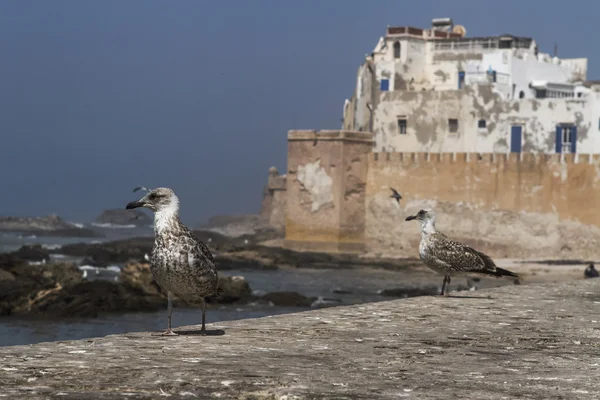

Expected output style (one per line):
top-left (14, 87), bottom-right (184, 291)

top-left (126, 200), bottom-right (144, 210)
top-left (405, 214), bottom-right (417, 221)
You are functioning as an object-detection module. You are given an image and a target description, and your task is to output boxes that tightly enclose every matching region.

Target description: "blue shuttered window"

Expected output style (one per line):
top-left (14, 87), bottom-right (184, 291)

top-left (555, 126), bottom-right (562, 153)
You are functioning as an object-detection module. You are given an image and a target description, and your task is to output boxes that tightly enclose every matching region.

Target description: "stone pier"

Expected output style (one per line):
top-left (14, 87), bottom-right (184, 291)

top-left (1, 279), bottom-right (599, 399)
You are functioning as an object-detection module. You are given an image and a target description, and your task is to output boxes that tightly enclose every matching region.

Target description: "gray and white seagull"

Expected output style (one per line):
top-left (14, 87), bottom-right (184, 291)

top-left (126, 187), bottom-right (219, 335)
top-left (405, 208), bottom-right (518, 296)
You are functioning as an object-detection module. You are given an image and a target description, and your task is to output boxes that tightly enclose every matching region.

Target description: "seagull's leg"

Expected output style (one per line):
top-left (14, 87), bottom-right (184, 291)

top-left (444, 276), bottom-right (451, 296)
top-left (200, 297), bottom-right (207, 334)
top-left (162, 292), bottom-right (178, 336)
top-left (440, 276), bottom-right (448, 296)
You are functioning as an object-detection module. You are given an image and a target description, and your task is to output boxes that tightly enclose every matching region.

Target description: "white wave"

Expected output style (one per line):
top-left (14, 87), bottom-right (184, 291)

top-left (42, 244), bottom-right (63, 250)
top-left (67, 222), bottom-right (85, 229)
top-left (91, 223), bottom-right (136, 229)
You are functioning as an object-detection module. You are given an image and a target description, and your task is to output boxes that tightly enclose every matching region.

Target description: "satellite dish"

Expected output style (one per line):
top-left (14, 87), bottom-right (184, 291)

top-left (452, 25), bottom-right (467, 37)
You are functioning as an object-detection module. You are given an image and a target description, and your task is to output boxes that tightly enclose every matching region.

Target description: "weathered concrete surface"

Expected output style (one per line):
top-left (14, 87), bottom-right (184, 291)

top-left (1, 280), bottom-right (600, 399)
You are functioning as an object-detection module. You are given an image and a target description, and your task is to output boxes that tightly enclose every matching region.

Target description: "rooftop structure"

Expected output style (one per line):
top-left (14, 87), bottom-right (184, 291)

top-left (342, 18), bottom-right (599, 154)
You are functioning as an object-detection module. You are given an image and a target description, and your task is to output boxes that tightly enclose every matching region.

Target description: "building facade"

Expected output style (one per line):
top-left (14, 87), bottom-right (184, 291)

top-left (260, 18), bottom-right (600, 256)
top-left (342, 18), bottom-right (600, 155)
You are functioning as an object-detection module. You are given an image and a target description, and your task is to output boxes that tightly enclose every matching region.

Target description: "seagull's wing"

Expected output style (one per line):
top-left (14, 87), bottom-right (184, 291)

top-left (390, 188), bottom-right (402, 198)
top-left (429, 233), bottom-right (493, 274)
top-left (194, 239), bottom-right (215, 263)
top-left (133, 186), bottom-right (149, 193)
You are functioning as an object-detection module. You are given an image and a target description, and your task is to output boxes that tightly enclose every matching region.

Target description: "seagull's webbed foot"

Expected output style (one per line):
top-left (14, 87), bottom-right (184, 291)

top-left (154, 329), bottom-right (178, 336)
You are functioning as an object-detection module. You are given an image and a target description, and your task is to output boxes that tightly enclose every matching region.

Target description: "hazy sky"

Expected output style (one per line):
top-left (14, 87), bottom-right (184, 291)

top-left (1, 1), bottom-right (597, 224)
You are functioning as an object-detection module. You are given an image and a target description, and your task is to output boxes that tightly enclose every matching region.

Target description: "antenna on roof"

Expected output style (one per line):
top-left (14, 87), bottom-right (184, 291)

top-left (553, 42), bottom-right (558, 57)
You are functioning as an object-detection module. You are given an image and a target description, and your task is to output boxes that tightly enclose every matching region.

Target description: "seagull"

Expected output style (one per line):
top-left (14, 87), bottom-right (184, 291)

top-left (405, 209), bottom-right (518, 296)
top-left (390, 188), bottom-right (402, 203)
top-left (126, 187), bottom-right (219, 335)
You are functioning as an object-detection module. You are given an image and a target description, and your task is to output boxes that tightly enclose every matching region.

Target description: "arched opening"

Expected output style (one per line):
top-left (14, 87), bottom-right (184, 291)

top-left (393, 41), bottom-right (401, 59)
top-left (519, 91), bottom-right (525, 99)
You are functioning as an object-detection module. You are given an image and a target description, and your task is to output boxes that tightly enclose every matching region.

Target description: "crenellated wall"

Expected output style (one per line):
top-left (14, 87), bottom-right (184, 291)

top-left (283, 132), bottom-right (600, 256)
top-left (366, 151), bottom-right (600, 227)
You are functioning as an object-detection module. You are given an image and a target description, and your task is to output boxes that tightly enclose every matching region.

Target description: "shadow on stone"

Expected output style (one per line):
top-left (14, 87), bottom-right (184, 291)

top-left (174, 329), bottom-right (226, 336)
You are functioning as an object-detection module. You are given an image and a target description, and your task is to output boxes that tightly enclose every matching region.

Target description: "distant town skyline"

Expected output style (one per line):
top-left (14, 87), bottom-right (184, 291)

top-left (1, 0), bottom-right (597, 224)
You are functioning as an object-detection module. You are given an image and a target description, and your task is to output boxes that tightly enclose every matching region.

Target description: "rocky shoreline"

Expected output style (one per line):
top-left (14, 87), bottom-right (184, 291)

top-left (0, 228), bottom-right (438, 320)
top-left (0, 251), bottom-right (322, 318)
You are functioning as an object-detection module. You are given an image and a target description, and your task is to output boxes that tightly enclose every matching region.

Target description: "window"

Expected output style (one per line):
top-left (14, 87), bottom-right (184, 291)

top-left (562, 126), bottom-right (573, 153)
top-left (478, 119), bottom-right (486, 129)
top-left (380, 79), bottom-right (389, 91)
top-left (535, 89), bottom-right (547, 99)
top-left (519, 91), bottom-right (525, 99)
top-left (448, 119), bottom-right (459, 133)
top-left (393, 41), bottom-right (401, 59)
top-left (397, 118), bottom-right (407, 134)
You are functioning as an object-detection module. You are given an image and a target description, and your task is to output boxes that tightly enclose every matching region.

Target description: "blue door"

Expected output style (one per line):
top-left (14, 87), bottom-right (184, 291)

top-left (510, 125), bottom-right (522, 153)
top-left (380, 79), bottom-right (389, 91)
top-left (458, 71), bottom-right (465, 89)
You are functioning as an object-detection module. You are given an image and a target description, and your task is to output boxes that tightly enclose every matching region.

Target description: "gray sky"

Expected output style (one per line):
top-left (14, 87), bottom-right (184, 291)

top-left (1, 0), bottom-right (597, 224)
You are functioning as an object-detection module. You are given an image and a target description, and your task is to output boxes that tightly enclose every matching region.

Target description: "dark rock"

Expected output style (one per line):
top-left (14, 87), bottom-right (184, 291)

top-left (94, 209), bottom-right (151, 227)
top-left (261, 291), bottom-right (314, 307)
top-left (214, 255), bottom-right (277, 270)
top-left (120, 262), bottom-right (162, 297)
top-left (0, 214), bottom-right (73, 231)
top-left (10, 244), bottom-right (50, 261)
top-left (28, 281), bottom-right (164, 318)
top-left (216, 275), bottom-right (253, 303)
top-left (54, 238), bottom-right (154, 265)
top-left (331, 288), bottom-right (353, 294)
top-left (0, 261), bottom-right (84, 316)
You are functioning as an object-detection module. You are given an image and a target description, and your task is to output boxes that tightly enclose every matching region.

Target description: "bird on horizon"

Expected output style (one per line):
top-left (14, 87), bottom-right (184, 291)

top-left (405, 209), bottom-right (518, 296)
top-left (390, 188), bottom-right (402, 204)
top-left (133, 186), bottom-right (151, 194)
top-left (126, 187), bottom-right (219, 335)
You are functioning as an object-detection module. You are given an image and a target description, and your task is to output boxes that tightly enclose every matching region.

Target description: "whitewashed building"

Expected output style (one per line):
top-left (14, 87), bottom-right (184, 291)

top-left (342, 18), bottom-right (600, 154)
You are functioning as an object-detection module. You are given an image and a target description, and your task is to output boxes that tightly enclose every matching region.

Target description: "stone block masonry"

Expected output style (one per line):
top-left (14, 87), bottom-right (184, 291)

top-left (367, 151), bottom-right (600, 227)
top-left (1, 279), bottom-right (599, 398)
top-left (284, 130), bottom-right (374, 252)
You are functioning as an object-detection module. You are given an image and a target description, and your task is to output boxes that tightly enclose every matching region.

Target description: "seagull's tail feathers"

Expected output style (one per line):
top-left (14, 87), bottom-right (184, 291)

top-left (475, 249), bottom-right (519, 278)
top-left (492, 266), bottom-right (519, 278)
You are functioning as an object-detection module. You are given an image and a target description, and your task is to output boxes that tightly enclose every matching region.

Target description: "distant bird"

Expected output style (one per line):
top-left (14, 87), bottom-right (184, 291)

top-left (585, 263), bottom-right (599, 279)
top-left (133, 186), bottom-right (151, 193)
top-left (126, 187), bottom-right (219, 335)
top-left (405, 209), bottom-right (518, 296)
top-left (390, 188), bottom-right (402, 203)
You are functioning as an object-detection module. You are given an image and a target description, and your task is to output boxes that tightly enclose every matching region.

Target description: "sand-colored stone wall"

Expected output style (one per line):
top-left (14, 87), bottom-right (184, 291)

top-left (284, 130), bottom-right (373, 252)
top-left (365, 152), bottom-right (600, 258)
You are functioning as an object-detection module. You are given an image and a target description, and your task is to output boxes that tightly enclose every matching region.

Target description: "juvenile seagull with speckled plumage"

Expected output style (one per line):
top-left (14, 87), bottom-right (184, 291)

top-left (405, 209), bottom-right (518, 296)
top-left (126, 187), bottom-right (219, 335)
